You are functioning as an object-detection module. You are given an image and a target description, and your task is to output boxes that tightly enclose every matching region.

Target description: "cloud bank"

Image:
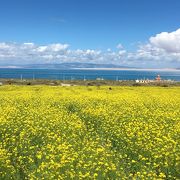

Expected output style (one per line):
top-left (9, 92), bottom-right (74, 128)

top-left (150, 29), bottom-right (180, 53)
top-left (0, 28), bottom-right (180, 68)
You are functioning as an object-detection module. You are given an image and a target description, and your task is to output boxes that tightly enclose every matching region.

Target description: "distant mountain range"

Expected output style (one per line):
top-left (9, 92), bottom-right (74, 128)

top-left (0, 63), bottom-right (179, 70)
top-left (22, 63), bottom-right (134, 69)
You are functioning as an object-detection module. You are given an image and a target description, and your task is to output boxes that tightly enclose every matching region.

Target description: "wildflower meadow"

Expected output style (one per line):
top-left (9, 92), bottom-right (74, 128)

top-left (0, 86), bottom-right (179, 179)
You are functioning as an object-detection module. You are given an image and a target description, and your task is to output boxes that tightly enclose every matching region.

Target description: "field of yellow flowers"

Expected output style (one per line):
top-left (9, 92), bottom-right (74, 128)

top-left (0, 86), bottom-right (179, 179)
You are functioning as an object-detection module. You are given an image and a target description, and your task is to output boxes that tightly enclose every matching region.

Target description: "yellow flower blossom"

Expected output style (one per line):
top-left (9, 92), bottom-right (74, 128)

top-left (0, 86), bottom-right (179, 179)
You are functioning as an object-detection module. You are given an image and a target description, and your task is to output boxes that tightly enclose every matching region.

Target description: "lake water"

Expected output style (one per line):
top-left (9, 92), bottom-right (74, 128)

top-left (0, 68), bottom-right (180, 81)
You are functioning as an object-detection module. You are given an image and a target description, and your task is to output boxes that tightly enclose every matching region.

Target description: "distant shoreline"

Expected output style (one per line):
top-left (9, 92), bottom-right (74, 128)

top-left (0, 66), bottom-right (22, 69)
top-left (0, 66), bottom-right (179, 71)
top-left (72, 68), bottom-right (180, 71)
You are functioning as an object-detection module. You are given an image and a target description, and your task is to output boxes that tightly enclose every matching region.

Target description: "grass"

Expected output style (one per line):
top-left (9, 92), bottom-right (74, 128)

top-left (0, 78), bottom-right (180, 86)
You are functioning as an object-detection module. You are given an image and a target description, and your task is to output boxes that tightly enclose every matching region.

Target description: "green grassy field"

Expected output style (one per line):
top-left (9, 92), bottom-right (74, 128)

top-left (0, 86), bottom-right (180, 179)
top-left (1, 78), bottom-right (180, 87)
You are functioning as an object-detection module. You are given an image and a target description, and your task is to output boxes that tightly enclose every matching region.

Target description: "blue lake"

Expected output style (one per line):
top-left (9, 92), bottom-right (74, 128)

top-left (0, 68), bottom-right (180, 81)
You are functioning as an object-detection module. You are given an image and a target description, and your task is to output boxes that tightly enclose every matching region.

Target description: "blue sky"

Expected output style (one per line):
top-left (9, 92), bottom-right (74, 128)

top-left (0, 0), bottom-right (180, 67)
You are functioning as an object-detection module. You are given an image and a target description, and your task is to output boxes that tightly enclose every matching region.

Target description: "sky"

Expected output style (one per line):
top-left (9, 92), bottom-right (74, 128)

top-left (0, 0), bottom-right (180, 68)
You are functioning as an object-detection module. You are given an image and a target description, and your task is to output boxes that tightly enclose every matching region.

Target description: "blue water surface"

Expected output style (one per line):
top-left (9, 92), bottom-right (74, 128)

top-left (0, 69), bottom-right (180, 81)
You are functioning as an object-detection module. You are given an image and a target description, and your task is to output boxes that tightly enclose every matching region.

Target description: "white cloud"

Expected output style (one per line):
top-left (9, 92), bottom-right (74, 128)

top-left (41, 54), bottom-right (54, 60)
top-left (116, 43), bottom-right (124, 49)
top-left (0, 42), bottom-right (11, 49)
top-left (150, 28), bottom-right (180, 53)
top-left (36, 43), bottom-right (69, 53)
top-left (118, 50), bottom-right (126, 55)
top-left (36, 46), bottom-right (48, 52)
top-left (48, 43), bottom-right (69, 52)
top-left (0, 29), bottom-right (180, 68)
top-left (23, 42), bottom-right (35, 46)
